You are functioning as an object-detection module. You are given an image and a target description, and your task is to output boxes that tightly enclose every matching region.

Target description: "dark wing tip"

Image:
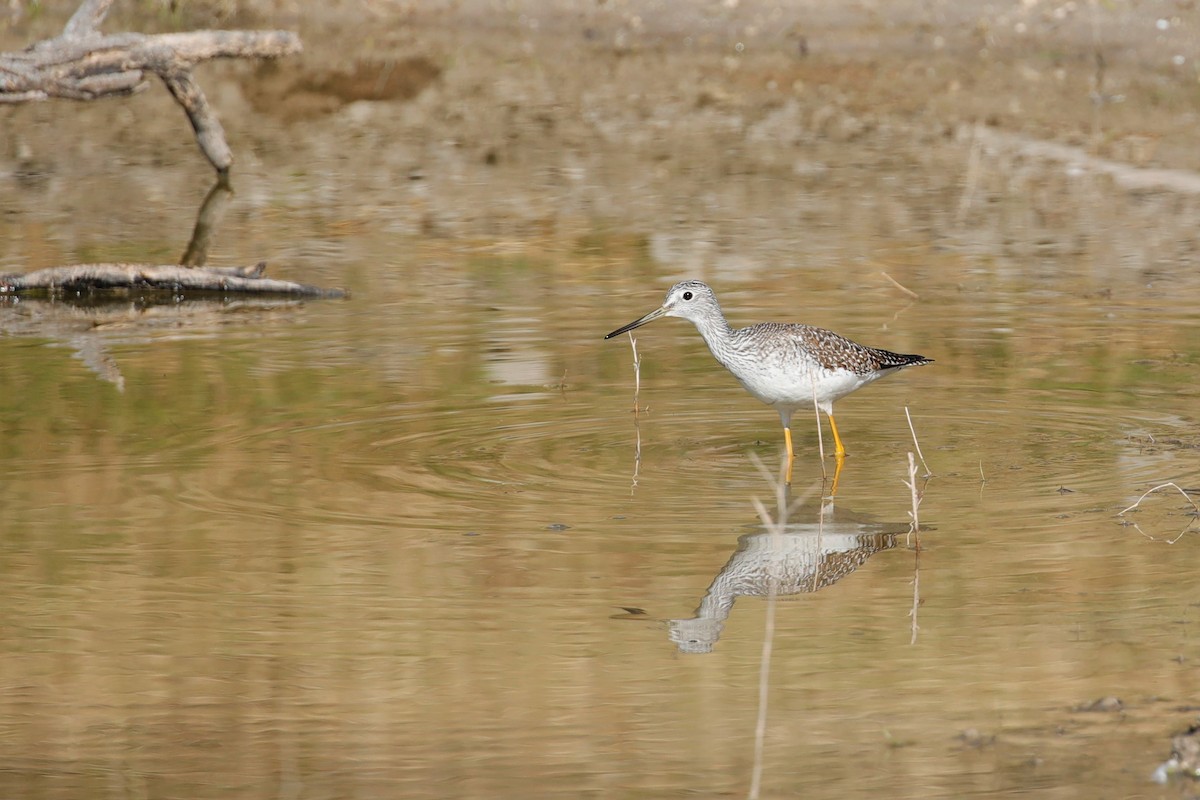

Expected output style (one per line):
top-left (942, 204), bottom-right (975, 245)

top-left (880, 352), bottom-right (933, 369)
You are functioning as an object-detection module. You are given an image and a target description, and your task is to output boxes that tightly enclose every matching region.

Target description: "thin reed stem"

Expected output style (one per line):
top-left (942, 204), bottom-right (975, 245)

top-left (880, 270), bottom-right (920, 300)
top-left (903, 451), bottom-right (923, 643)
top-left (1118, 482), bottom-right (1199, 543)
top-left (902, 451), bottom-right (923, 538)
top-left (905, 406), bottom-right (931, 477)
top-left (1118, 482), bottom-right (1199, 516)
top-left (627, 332), bottom-right (641, 414)
top-left (627, 333), bottom-right (642, 495)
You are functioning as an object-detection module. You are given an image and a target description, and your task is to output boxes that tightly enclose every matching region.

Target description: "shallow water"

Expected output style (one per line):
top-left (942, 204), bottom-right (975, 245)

top-left (4, 223), bottom-right (1198, 798)
top-left (4, 5), bottom-right (1200, 798)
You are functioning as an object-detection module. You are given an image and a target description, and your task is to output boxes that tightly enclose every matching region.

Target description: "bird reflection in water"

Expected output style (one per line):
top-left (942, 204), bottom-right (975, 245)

top-left (669, 503), bottom-right (905, 654)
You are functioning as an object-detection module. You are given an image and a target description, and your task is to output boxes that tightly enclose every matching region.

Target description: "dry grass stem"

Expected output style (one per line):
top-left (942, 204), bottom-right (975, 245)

top-left (880, 270), bottom-right (920, 300)
top-left (905, 406), bottom-right (931, 477)
top-left (626, 333), bottom-right (642, 496)
top-left (1118, 482), bottom-right (1199, 543)
top-left (627, 332), bottom-right (641, 414)
top-left (903, 452), bottom-right (923, 536)
top-left (1118, 482), bottom-right (1199, 516)
top-left (902, 451), bottom-right (924, 642)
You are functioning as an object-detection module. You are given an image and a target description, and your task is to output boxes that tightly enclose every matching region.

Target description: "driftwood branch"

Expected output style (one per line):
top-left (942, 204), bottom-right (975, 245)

top-left (0, 0), bottom-right (301, 173)
top-left (63, 0), bottom-right (115, 38)
top-left (0, 262), bottom-right (345, 298)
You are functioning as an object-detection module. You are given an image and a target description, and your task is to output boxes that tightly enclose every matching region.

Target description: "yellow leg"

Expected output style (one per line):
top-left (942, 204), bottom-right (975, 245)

top-left (828, 452), bottom-right (844, 497)
top-left (783, 426), bottom-right (794, 484)
top-left (827, 413), bottom-right (847, 459)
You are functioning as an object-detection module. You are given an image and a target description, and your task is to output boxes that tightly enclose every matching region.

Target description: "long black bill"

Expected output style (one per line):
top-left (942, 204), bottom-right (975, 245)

top-left (604, 306), bottom-right (668, 339)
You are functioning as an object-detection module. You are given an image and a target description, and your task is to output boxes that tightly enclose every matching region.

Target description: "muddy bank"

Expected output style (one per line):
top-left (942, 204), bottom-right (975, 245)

top-left (2, 0), bottom-right (1199, 276)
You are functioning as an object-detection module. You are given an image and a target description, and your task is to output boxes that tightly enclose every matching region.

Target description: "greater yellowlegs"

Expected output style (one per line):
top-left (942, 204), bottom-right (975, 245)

top-left (604, 280), bottom-right (931, 475)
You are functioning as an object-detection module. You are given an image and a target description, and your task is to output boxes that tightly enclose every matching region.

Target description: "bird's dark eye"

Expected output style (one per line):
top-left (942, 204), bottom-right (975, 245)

top-left (682, 291), bottom-right (693, 301)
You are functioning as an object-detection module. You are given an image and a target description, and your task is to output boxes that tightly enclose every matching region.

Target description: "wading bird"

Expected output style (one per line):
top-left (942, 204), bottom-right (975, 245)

top-left (605, 280), bottom-right (931, 483)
